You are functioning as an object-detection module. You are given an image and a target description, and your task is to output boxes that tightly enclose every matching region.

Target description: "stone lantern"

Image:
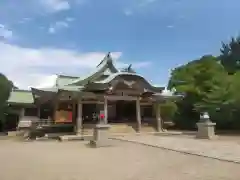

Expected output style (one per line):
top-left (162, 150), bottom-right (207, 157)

top-left (90, 110), bottom-right (112, 148)
top-left (196, 112), bottom-right (217, 139)
top-left (200, 112), bottom-right (210, 122)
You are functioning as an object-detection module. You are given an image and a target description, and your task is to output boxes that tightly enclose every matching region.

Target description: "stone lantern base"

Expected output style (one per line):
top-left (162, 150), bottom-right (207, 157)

top-left (196, 121), bottom-right (217, 140)
top-left (90, 124), bottom-right (112, 148)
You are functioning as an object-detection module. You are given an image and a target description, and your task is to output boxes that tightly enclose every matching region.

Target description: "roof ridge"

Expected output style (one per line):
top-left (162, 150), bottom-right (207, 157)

top-left (65, 52), bottom-right (118, 86)
top-left (12, 89), bottom-right (32, 92)
top-left (57, 74), bottom-right (80, 78)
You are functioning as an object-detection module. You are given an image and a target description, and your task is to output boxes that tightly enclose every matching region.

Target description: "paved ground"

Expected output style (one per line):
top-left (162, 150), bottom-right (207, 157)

top-left (178, 130), bottom-right (240, 143)
top-left (114, 134), bottom-right (240, 163)
top-left (0, 139), bottom-right (240, 180)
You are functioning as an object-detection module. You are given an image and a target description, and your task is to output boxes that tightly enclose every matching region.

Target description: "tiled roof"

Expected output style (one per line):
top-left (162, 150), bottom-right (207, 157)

top-left (8, 90), bottom-right (34, 104)
top-left (56, 75), bottom-right (79, 86)
top-left (7, 52), bottom-right (166, 104)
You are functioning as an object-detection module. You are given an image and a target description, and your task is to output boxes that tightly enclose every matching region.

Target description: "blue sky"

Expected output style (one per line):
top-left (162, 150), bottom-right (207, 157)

top-left (0, 0), bottom-right (240, 89)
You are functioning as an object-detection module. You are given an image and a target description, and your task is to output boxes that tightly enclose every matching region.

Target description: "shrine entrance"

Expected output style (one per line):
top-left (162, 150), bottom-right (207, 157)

top-left (115, 100), bottom-right (136, 123)
top-left (82, 103), bottom-right (98, 124)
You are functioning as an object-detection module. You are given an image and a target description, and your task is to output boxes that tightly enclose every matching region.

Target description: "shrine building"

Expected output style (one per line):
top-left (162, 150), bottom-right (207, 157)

top-left (6, 53), bottom-right (176, 134)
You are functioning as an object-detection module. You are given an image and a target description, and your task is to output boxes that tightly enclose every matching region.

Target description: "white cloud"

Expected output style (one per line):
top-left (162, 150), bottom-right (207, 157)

top-left (0, 42), bottom-right (151, 89)
top-left (35, 75), bottom-right (58, 88)
top-left (132, 61), bottom-right (152, 68)
top-left (0, 24), bottom-right (13, 40)
top-left (138, 0), bottom-right (157, 7)
top-left (48, 27), bottom-right (55, 34)
top-left (167, 25), bottom-right (174, 28)
top-left (124, 9), bottom-right (133, 16)
top-left (0, 42), bottom-right (121, 89)
top-left (39, 0), bottom-right (70, 12)
top-left (18, 17), bottom-right (33, 24)
top-left (74, 0), bottom-right (87, 5)
top-left (124, 0), bottom-right (157, 15)
top-left (65, 17), bottom-right (75, 22)
top-left (48, 21), bottom-right (69, 34)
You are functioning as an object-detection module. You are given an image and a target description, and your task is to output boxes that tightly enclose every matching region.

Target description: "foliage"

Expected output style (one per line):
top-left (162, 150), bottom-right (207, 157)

top-left (159, 100), bottom-right (177, 121)
top-left (0, 73), bottom-right (13, 130)
top-left (220, 36), bottom-right (240, 74)
top-left (0, 73), bottom-right (12, 106)
top-left (168, 55), bottom-right (229, 112)
top-left (228, 72), bottom-right (240, 104)
top-left (167, 54), bottom-right (240, 130)
top-left (171, 94), bottom-right (200, 129)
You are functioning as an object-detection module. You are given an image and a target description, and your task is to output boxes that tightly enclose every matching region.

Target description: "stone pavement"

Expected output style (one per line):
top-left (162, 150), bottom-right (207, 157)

top-left (1, 139), bottom-right (240, 180)
top-left (112, 134), bottom-right (240, 163)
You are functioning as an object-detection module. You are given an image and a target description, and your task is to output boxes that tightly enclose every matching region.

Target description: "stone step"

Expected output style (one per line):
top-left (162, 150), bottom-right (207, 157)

top-left (59, 135), bottom-right (83, 141)
top-left (141, 126), bottom-right (156, 132)
top-left (7, 131), bottom-right (17, 137)
top-left (82, 123), bottom-right (157, 134)
top-left (109, 124), bottom-right (136, 134)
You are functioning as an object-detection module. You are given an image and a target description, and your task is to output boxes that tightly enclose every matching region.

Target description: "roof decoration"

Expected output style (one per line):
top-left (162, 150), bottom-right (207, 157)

top-left (66, 52), bottom-right (118, 86)
top-left (96, 52), bottom-right (111, 67)
top-left (121, 64), bottom-right (136, 73)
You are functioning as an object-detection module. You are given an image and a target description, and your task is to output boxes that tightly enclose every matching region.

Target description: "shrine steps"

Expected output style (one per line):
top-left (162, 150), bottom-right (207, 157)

top-left (82, 123), bottom-right (156, 135)
top-left (109, 123), bottom-right (136, 134)
top-left (141, 124), bottom-right (156, 133)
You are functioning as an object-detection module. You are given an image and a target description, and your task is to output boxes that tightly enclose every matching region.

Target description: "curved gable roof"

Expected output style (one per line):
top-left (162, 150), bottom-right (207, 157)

top-left (85, 72), bottom-right (164, 93)
top-left (67, 53), bottom-right (118, 86)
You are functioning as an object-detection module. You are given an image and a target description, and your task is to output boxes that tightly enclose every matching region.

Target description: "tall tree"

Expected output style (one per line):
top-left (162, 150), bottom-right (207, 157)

top-left (169, 55), bottom-right (229, 111)
top-left (0, 73), bottom-right (13, 130)
top-left (168, 55), bottom-right (230, 128)
top-left (220, 36), bottom-right (240, 74)
top-left (0, 73), bottom-right (12, 106)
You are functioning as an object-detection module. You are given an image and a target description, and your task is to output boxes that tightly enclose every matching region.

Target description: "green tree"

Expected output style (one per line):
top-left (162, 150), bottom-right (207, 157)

top-left (0, 73), bottom-right (13, 131)
top-left (221, 72), bottom-right (240, 129)
top-left (168, 55), bottom-right (230, 129)
top-left (220, 36), bottom-right (240, 74)
top-left (159, 100), bottom-right (177, 121)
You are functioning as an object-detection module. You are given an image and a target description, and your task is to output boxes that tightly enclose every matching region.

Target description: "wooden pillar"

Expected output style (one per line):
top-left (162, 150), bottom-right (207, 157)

top-left (104, 97), bottom-right (108, 124)
top-left (72, 101), bottom-right (76, 125)
top-left (19, 108), bottom-right (25, 120)
top-left (54, 99), bottom-right (59, 123)
top-left (37, 106), bottom-right (41, 118)
top-left (136, 97), bottom-right (141, 132)
top-left (76, 100), bottom-right (83, 135)
top-left (155, 103), bottom-right (162, 132)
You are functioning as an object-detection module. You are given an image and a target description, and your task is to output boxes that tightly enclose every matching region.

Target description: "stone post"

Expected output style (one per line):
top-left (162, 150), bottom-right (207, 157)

top-left (136, 97), bottom-right (141, 132)
top-left (104, 97), bottom-right (108, 124)
top-left (20, 108), bottom-right (25, 119)
top-left (76, 100), bottom-right (83, 135)
top-left (155, 103), bottom-right (162, 132)
top-left (90, 97), bottom-right (111, 148)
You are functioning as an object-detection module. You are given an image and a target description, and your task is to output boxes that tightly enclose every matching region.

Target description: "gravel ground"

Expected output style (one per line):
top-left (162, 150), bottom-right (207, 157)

top-left (0, 139), bottom-right (240, 180)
